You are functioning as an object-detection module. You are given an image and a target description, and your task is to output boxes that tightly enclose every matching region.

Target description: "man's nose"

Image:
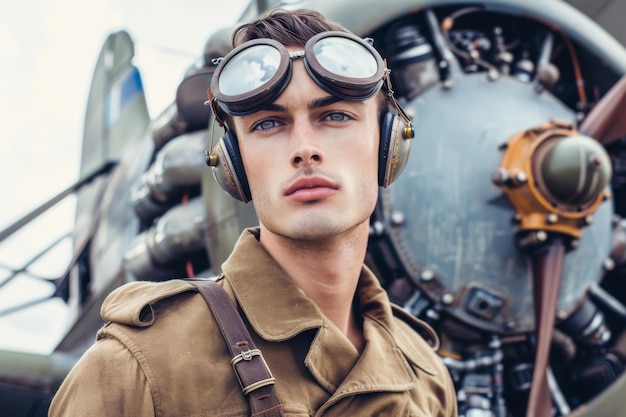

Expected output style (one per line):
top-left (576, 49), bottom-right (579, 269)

top-left (289, 121), bottom-right (324, 167)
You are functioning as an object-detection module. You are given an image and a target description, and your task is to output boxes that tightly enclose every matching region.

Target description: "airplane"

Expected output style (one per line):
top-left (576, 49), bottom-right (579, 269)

top-left (1, 0), bottom-right (626, 416)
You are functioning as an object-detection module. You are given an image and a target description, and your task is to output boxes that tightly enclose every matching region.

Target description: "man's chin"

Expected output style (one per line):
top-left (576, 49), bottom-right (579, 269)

top-left (264, 215), bottom-right (368, 242)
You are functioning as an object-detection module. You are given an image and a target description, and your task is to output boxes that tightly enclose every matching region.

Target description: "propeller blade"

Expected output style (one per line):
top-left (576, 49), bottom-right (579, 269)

top-left (579, 74), bottom-right (626, 144)
top-left (525, 237), bottom-right (566, 417)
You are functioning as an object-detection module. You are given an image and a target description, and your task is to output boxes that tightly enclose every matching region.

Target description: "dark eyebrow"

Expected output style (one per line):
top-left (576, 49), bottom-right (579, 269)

top-left (260, 95), bottom-right (360, 113)
top-left (308, 95), bottom-right (347, 110)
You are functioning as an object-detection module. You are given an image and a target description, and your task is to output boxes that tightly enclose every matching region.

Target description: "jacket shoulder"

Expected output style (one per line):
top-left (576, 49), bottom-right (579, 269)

top-left (391, 303), bottom-right (440, 350)
top-left (101, 278), bottom-right (219, 327)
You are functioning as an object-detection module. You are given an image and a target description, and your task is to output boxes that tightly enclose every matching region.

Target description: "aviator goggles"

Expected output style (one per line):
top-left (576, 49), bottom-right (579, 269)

top-left (209, 31), bottom-right (389, 117)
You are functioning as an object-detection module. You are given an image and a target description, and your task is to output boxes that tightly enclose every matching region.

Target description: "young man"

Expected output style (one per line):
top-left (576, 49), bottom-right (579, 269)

top-left (49, 9), bottom-right (457, 417)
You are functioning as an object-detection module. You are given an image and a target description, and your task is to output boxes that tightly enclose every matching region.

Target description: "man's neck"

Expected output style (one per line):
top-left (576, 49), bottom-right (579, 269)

top-left (258, 222), bottom-right (368, 351)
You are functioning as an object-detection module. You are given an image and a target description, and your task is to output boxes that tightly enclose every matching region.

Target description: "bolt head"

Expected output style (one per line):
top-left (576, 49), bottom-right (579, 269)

top-left (515, 171), bottom-right (528, 184)
top-left (420, 269), bottom-right (435, 281)
top-left (441, 293), bottom-right (454, 305)
top-left (390, 211), bottom-right (405, 226)
top-left (492, 168), bottom-right (510, 186)
top-left (487, 68), bottom-right (500, 81)
top-left (504, 318), bottom-right (517, 330)
top-left (546, 213), bottom-right (558, 224)
top-left (536, 230), bottom-right (548, 241)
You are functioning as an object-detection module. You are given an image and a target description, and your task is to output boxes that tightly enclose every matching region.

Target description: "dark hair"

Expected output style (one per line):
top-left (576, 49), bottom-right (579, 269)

top-left (232, 9), bottom-right (347, 47)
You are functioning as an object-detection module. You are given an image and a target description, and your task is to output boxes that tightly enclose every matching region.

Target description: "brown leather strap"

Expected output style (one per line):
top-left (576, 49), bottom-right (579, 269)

top-left (187, 279), bottom-right (284, 417)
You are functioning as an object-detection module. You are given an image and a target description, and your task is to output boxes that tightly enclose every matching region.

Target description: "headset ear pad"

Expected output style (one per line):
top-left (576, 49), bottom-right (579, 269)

top-left (211, 130), bottom-right (252, 202)
top-left (378, 112), bottom-right (413, 187)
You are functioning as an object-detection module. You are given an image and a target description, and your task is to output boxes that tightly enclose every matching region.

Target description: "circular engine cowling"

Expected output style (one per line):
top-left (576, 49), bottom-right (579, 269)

top-left (375, 73), bottom-right (613, 335)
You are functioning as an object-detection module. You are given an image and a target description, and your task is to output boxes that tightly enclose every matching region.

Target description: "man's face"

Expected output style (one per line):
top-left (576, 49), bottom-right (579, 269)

top-left (232, 48), bottom-right (380, 241)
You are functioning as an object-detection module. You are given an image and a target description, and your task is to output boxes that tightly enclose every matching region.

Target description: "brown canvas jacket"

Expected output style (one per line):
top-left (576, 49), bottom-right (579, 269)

top-left (49, 228), bottom-right (457, 416)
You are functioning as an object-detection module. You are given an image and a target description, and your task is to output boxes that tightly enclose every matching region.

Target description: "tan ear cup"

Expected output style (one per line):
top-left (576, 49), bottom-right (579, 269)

top-left (208, 131), bottom-right (252, 203)
top-left (379, 112), bottom-right (413, 187)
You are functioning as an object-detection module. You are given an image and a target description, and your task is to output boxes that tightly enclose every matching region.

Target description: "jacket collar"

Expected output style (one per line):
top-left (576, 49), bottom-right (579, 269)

top-left (222, 228), bottom-right (325, 341)
top-left (222, 228), bottom-right (437, 393)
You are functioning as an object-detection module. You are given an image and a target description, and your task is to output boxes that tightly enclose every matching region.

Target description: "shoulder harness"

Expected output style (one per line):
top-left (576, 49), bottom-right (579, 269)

top-left (187, 278), bottom-right (284, 417)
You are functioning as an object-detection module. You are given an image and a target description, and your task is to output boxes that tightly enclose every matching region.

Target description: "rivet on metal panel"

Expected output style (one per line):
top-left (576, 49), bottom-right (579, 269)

top-left (369, 220), bottom-right (384, 236)
top-left (420, 269), bottom-right (435, 281)
top-left (441, 293), bottom-right (454, 305)
top-left (504, 318), bottom-right (517, 331)
top-left (514, 171), bottom-right (527, 184)
top-left (581, 214), bottom-right (593, 226)
top-left (603, 258), bottom-right (615, 271)
top-left (390, 211), bottom-right (405, 226)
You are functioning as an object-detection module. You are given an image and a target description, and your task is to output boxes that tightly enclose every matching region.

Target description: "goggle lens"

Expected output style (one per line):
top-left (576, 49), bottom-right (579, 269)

top-left (313, 37), bottom-right (378, 79)
top-left (218, 45), bottom-right (282, 96)
top-left (210, 31), bottom-right (385, 116)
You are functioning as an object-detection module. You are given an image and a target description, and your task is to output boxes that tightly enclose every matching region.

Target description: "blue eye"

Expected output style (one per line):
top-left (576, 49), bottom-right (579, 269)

top-left (254, 119), bottom-right (280, 131)
top-left (325, 112), bottom-right (350, 122)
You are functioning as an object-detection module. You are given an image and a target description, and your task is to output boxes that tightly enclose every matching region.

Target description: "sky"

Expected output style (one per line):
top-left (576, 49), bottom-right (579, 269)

top-left (0, 0), bottom-right (248, 354)
top-left (0, 0), bottom-right (248, 230)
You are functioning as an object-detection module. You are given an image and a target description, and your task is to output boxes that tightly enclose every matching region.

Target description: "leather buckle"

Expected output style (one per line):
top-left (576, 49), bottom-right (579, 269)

top-left (231, 349), bottom-right (276, 395)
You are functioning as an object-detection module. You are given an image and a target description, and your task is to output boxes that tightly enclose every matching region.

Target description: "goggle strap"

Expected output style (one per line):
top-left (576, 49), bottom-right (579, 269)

top-left (206, 87), bottom-right (226, 127)
top-left (382, 65), bottom-right (412, 129)
top-left (205, 88), bottom-right (227, 164)
top-left (391, 95), bottom-right (412, 126)
top-left (207, 117), bottom-right (219, 167)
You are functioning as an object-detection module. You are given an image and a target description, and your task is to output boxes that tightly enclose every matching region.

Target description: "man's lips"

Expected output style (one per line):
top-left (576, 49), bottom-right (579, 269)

top-left (284, 177), bottom-right (339, 202)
